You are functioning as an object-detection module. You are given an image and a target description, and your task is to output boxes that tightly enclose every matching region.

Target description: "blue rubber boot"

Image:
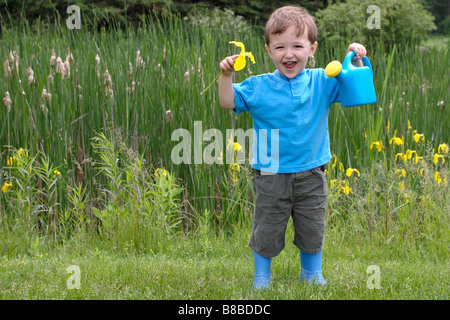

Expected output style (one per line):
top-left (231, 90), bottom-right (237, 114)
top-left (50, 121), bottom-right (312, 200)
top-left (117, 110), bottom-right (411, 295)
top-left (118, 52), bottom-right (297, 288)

top-left (300, 250), bottom-right (327, 285)
top-left (253, 251), bottom-right (272, 289)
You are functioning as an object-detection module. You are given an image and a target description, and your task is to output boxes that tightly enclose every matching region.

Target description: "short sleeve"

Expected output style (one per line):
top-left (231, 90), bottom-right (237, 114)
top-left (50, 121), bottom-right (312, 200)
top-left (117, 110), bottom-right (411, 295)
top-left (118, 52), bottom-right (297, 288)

top-left (232, 77), bottom-right (255, 114)
top-left (320, 69), bottom-right (341, 105)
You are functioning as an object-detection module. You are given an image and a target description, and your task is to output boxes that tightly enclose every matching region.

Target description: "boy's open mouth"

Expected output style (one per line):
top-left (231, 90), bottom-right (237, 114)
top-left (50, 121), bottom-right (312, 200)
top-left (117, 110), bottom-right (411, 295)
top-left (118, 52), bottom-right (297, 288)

top-left (283, 61), bottom-right (297, 71)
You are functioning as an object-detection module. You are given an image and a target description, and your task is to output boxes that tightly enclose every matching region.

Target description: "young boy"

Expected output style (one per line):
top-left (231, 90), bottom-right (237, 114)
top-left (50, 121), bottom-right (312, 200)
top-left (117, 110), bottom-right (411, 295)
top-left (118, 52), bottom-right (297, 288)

top-left (218, 6), bottom-right (367, 289)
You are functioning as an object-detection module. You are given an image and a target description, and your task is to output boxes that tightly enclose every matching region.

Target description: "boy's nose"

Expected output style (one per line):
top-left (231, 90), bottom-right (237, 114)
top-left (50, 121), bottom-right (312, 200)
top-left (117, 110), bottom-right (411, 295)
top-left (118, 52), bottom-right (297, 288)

top-left (284, 49), bottom-right (294, 58)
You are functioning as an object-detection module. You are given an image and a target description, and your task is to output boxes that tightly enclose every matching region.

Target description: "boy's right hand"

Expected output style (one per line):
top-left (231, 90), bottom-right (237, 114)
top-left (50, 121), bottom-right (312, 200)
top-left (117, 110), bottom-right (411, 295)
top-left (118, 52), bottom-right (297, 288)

top-left (219, 54), bottom-right (240, 76)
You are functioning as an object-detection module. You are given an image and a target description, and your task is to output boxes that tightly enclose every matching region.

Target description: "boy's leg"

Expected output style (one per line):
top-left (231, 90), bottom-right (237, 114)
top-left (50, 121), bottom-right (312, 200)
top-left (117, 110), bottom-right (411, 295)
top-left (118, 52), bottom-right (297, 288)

top-left (290, 166), bottom-right (328, 285)
top-left (249, 170), bottom-right (293, 258)
top-left (249, 170), bottom-right (293, 288)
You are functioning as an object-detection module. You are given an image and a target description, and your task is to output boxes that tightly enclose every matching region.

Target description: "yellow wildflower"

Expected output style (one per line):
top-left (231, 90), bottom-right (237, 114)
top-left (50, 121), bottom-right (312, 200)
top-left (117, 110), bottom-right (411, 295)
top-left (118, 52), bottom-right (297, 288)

top-left (155, 168), bottom-right (167, 176)
top-left (389, 135), bottom-right (404, 146)
top-left (434, 172), bottom-right (442, 185)
top-left (395, 168), bottom-right (406, 178)
top-left (339, 162), bottom-right (344, 171)
top-left (395, 153), bottom-right (407, 162)
top-left (438, 143), bottom-right (449, 154)
top-left (229, 163), bottom-right (241, 172)
top-left (338, 180), bottom-right (351, 195)
top-left (386, 120), bottom-right (390, 131)
top-left (331, 154), bottom-right (337, 170)
top-left (7, 156), bottom-right (17, 166)
top-left (417, 168), bottom-right (423, 176)
top-left (230, 163), bottom-right (241, 183)
top-left (398, 180), bottom-right (405, 192)
top-left (18, 148), bottom-right (28, 157)
top-left (370, 140), bottom-right (384, 152)
top-left (433, 154), bottom-right (445, 165)
top-left (345, 168), bottom-right (360, 178)
top-left (228, 41), bottom-right (256, 71)
top-left (53, 169), bottom-right (61, 176)
top-left (330, 179), bottom-right (337, 189)
top-left (233, 142), bottom-right (243, 152)
top-left (412, 156), bottom-right (423, 164)
top-left (412, 130), bottom-right (424, 143)
top-left (407, 120), bottom-right (412, 130)
top-left (2, 182), bottom-right (12, 193)
top-left (405, 149), bottom-right (417, 161)
top-left (201, 41), bottom-right (256, 95)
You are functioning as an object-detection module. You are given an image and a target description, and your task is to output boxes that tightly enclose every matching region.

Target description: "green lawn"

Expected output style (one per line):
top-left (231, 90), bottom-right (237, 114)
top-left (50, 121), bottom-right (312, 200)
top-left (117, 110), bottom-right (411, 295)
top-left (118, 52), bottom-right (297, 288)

top-left (1, 226), bottom-right (448, 300)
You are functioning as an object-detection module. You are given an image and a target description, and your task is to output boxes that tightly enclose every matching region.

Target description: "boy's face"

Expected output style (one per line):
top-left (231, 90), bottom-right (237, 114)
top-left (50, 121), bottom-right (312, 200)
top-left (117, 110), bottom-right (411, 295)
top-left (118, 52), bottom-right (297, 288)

top-left (265, 25), bottom-right (317, 78)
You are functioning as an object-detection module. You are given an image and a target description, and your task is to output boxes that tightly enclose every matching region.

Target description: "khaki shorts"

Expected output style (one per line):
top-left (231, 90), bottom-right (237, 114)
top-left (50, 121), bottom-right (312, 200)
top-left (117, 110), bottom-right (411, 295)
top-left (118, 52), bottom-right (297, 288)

top-left (249, 166), bottom-right (327, 257)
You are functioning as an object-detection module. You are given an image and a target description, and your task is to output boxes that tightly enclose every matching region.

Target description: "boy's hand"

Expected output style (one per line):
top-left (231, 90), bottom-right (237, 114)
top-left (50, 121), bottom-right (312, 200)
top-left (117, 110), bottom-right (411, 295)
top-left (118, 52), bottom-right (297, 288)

top-left (346, 43), bottom-right (367, 67)
top-left (219, 54), bottom-right (240, 76)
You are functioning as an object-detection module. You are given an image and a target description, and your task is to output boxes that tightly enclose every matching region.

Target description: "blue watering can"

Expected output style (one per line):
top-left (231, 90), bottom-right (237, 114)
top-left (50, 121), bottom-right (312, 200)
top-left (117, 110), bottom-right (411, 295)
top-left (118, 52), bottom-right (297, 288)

top-left (325, 50), bottom-right (377, 107)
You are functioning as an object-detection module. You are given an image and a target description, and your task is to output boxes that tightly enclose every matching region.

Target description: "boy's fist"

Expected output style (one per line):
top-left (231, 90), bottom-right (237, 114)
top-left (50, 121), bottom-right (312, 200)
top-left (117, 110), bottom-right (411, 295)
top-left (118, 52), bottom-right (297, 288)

top-left (347, 43), bottom-right (367, 67)
top-left (220, 54), bottom-right (240, 75)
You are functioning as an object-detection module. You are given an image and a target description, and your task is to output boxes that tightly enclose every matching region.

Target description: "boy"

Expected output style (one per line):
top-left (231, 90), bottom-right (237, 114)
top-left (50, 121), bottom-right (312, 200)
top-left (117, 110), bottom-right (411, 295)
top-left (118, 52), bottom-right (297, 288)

top-left (218, 6), bottom-right (367, 289)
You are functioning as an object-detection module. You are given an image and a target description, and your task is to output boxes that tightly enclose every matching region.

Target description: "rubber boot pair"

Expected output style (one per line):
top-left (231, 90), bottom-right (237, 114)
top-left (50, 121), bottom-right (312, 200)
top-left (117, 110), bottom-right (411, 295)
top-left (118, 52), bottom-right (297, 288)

top-left (252, 250), bottom-right (326, 289)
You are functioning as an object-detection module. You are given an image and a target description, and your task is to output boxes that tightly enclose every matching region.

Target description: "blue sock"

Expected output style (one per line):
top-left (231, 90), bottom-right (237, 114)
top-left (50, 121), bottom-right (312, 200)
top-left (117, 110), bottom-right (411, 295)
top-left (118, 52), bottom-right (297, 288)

top-left (253, 251), bottom-right (272, 289)
top-left (300, 250), bottom-right (327, 285)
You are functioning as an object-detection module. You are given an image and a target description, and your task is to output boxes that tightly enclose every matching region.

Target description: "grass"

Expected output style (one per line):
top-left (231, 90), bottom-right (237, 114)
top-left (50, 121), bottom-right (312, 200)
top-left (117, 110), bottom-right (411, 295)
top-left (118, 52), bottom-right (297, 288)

top-left (1, 226), bottom-right (448, 300)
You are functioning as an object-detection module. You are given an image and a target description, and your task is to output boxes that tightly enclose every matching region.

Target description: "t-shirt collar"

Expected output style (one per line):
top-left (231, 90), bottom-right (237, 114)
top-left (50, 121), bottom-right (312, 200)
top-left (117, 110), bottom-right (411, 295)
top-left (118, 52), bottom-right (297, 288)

top-left (273, 69), bottom-right (307, 81)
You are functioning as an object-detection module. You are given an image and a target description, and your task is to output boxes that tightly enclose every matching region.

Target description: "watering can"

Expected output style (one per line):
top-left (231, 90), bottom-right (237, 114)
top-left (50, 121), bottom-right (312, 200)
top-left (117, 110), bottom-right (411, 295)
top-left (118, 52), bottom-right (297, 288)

top-left (325, 50), bottom-right (376, 107)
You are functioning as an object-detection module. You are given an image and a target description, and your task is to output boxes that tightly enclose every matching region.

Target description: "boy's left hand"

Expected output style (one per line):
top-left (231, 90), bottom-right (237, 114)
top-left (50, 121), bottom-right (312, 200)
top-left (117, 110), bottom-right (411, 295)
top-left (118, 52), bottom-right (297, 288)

top-left (346, 43), bottom-right (367, 67)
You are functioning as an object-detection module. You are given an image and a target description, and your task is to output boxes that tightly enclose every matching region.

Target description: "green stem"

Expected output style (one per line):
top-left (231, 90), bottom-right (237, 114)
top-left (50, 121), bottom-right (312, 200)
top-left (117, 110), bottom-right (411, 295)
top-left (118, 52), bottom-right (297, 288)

top-left (200, 71), bottom-right (224, 95)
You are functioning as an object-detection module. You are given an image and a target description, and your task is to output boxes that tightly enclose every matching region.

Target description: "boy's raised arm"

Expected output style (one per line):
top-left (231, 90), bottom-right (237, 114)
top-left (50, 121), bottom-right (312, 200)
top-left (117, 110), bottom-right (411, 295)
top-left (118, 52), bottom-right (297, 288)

top-left (218, 55), bottom-right (239, 110)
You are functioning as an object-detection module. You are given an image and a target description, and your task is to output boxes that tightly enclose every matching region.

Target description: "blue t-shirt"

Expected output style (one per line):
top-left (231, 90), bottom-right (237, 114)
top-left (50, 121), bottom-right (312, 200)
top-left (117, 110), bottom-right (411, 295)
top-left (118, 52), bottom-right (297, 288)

top-left (232, 68), bottom-right (341, 173)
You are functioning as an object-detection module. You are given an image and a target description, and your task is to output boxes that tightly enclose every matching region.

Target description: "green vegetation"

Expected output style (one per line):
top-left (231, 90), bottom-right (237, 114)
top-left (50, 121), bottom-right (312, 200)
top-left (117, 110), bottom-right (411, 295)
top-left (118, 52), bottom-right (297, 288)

top-left (0, 3), bottom-right (448, 300)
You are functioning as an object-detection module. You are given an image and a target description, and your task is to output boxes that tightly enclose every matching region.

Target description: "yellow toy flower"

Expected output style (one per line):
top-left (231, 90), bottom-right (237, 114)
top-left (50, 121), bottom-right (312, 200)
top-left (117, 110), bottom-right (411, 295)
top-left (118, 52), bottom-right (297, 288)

top-left (201, 41), bottom-right (256, 95)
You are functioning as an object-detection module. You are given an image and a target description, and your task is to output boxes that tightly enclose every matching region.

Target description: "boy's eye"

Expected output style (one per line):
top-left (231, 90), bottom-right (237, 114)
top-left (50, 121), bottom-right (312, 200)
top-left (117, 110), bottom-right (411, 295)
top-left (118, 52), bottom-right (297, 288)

top-left (275, 46), bottom-right (284, 49)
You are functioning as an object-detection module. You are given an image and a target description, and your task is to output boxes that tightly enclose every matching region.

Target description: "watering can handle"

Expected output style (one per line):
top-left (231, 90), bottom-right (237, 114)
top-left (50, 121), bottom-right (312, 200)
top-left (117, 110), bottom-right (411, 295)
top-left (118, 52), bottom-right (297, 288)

top-left (343, 50), bottom-right (373, 72)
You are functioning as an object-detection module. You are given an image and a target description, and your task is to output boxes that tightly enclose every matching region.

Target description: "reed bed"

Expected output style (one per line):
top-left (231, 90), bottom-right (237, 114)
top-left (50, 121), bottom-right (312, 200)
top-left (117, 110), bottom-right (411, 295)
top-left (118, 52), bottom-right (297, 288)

top-left (0, 11), bottom-right (448, 250)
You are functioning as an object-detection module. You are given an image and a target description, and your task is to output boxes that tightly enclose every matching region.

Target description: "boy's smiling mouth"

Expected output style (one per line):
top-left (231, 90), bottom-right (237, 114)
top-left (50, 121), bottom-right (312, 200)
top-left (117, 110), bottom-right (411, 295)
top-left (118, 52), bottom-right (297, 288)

top-left (283, 61), bottom-right (297, 71)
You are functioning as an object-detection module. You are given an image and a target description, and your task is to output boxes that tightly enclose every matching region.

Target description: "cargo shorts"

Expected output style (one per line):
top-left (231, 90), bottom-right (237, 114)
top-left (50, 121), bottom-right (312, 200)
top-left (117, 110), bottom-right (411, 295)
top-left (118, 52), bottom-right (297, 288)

top-left (249, 166), bottom-right (327, 257)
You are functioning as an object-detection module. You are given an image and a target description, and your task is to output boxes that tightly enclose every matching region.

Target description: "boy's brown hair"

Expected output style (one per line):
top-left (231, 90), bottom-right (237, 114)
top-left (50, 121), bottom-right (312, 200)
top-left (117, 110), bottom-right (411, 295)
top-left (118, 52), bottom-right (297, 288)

top-left (264, 6), bottom-right (317, 45)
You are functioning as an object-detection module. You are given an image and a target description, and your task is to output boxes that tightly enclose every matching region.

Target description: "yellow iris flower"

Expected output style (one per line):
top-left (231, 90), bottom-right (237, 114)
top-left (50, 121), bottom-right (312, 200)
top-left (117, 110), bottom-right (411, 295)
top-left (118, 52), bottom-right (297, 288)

top-left (345, 168), bottom-right (360, 178)
top-left (228, 41), bottom-right (256, 71)
top-left (370, 140), bottom-right (384, 152)
top-left (201, 41), bottom-right (256, 95)
top-left (2, 182), bottom-right (12, 193)
top-left (438, 143), bottom-right (449, 154)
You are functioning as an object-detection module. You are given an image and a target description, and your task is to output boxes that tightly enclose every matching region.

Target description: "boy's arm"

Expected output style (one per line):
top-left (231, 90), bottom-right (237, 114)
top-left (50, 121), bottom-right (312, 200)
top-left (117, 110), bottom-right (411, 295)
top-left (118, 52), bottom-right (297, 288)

top-left (218, 55), bottom-right (239, 110)
top-left (346, 43), bottom-right (367, 67)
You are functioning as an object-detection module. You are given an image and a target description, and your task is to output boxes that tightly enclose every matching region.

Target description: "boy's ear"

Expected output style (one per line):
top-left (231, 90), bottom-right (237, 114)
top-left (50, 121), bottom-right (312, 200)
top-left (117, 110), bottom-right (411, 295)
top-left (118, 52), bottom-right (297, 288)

top-left (310, 41), bottom-right (318, 56)
top-left (265, 44), bottom-right (271, 56)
